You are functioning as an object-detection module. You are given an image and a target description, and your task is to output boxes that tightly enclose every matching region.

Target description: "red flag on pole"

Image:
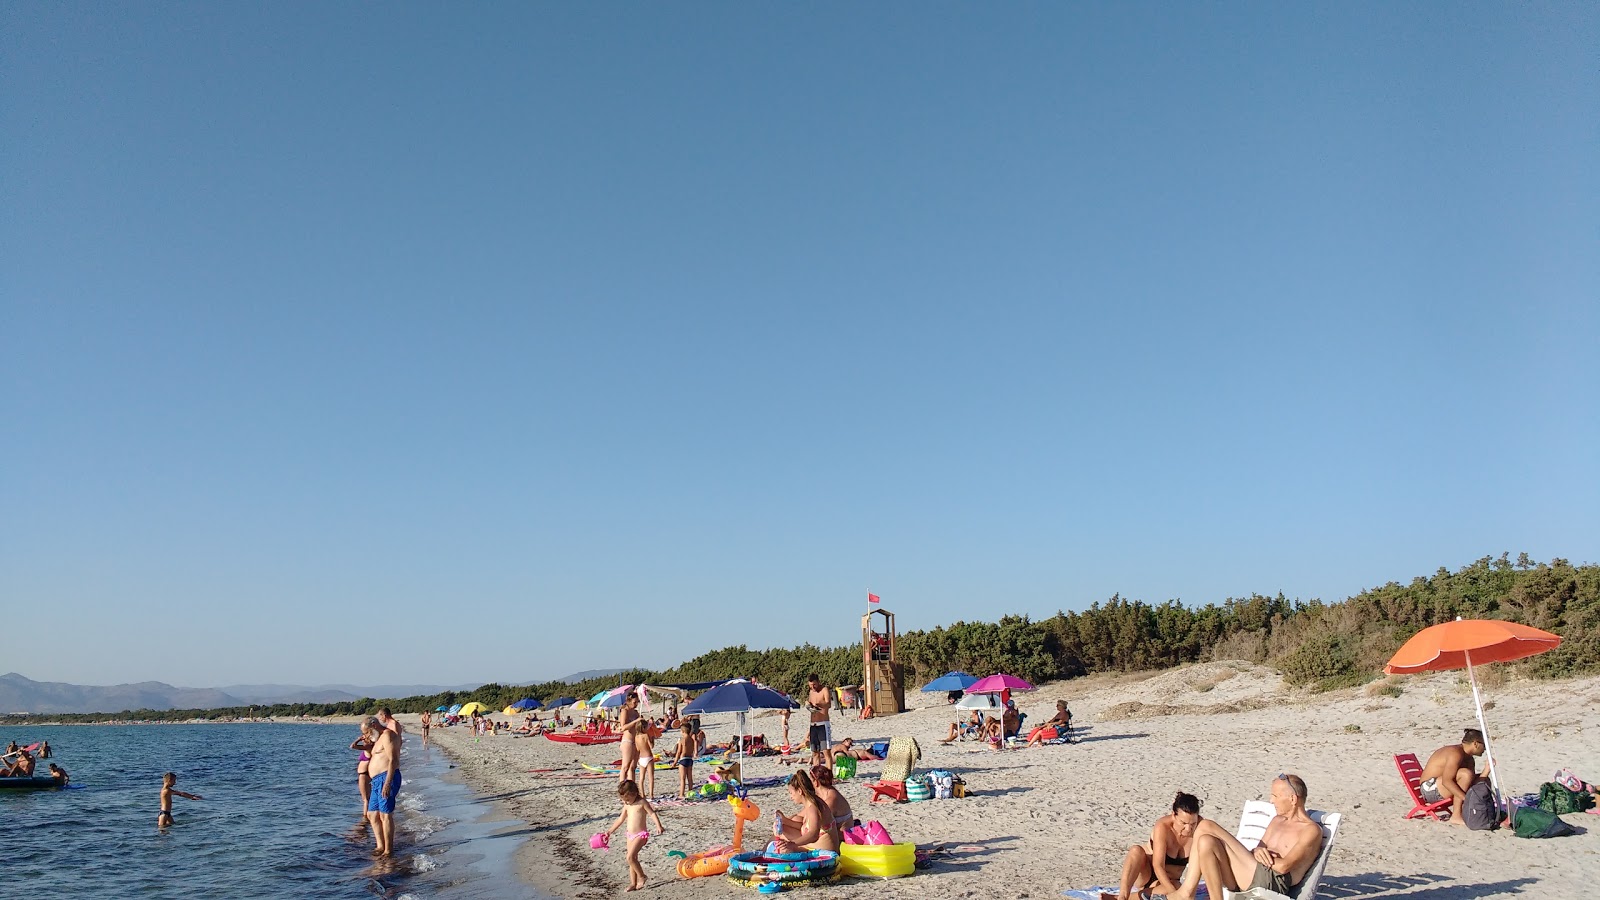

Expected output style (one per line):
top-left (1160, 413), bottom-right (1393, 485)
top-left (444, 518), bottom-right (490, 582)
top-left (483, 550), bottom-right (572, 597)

top-left (868, 592), bottom-right (880, 604)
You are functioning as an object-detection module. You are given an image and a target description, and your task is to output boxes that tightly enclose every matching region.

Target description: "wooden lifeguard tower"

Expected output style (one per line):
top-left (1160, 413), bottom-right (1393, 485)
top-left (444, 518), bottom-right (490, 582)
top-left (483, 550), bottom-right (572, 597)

top-left (862, 608), bottom-right (905, 716)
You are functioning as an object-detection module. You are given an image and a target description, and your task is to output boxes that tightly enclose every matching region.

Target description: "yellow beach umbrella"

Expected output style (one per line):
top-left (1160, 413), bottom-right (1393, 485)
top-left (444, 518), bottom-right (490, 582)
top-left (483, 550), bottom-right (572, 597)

top-left (458, 701), bottom-right (490, 716)
top-left (502, 705), bottom-right (520, 716)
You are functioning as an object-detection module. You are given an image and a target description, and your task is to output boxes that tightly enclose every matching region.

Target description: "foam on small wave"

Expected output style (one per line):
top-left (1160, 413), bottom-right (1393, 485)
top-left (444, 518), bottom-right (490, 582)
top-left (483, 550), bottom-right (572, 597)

top-left (400, 811), bottom-right (450, 841)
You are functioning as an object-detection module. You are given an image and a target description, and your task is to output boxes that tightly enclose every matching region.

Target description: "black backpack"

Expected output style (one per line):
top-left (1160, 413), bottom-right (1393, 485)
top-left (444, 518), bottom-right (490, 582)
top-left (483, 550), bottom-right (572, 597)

top-left (1463, 781), bottom-right (1499, 831)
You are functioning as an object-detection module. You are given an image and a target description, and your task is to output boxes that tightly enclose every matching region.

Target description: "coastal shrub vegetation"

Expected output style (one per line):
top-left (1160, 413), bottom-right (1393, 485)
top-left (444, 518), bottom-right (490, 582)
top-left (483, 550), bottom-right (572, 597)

top-left (16, 554), bottom-right (1597, 722)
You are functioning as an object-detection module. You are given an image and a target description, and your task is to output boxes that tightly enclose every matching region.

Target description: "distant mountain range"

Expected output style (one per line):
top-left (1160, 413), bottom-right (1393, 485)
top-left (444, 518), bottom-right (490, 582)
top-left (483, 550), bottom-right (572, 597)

top-left (1, 668), bottom-right (626, 715)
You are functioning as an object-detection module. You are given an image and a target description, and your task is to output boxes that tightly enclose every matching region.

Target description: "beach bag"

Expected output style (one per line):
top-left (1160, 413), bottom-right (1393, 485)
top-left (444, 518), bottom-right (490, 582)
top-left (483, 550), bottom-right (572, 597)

top-left (864, 821), bottom-right (893, 845)
top-left (1512, 805), bottom-right (1577, 839)
top-left (843, 825), bottom-right (868, 845)
top-left (926, 769), bottom-right (954, 800)
top-left (1538, 781), bottom-right (1594, 815)
top-left (905, 775), bottom-right (932, 802)
top-left (951, 774), bottom-right (967, 798)
top-left (1462, 781), bottom-right (1499, 831)
top-left (834, 755), bottom-right (857, 780)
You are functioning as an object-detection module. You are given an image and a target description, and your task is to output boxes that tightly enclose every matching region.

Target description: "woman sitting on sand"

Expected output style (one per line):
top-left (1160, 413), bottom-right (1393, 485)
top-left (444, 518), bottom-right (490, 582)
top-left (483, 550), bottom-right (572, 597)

top-left (1109, 792), bottom-right (1203, 900)
top-left (939, 709), bottom-right (987, 743)
top-left (772, 770), bottom-right (839, 853)
top-left (810, 764), bottom-right (857, 831)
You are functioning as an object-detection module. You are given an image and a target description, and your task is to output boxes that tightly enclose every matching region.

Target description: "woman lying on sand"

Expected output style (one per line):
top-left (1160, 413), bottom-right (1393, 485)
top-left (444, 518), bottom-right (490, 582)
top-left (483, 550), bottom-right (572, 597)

top-left (1107, 792), bottom-right (1203, 900)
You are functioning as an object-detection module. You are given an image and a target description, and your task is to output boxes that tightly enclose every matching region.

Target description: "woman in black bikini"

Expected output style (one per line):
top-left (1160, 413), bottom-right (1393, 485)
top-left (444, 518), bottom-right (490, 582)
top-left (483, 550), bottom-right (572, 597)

top-left (1109, 792), bottom-right (1203, 900)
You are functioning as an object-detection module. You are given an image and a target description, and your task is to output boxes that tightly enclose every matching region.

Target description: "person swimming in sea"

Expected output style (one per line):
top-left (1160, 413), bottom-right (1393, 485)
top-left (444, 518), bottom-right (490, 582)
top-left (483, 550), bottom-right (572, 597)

top-left (159, 772), bottom-right (203, 828)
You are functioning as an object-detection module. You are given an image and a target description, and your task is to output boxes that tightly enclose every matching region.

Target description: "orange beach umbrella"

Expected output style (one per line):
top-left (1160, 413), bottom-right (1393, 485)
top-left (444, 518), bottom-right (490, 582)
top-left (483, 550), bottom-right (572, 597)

top-left (1384, 618), bottom-right (1561, 805)
top-left (1384, 619), bottom-right (1561, 674)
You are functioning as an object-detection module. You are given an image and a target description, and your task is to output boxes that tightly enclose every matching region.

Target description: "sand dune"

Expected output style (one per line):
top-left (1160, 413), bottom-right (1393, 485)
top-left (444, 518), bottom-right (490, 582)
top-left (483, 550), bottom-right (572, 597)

top-left (414, 662), bottom-right (1597, 900)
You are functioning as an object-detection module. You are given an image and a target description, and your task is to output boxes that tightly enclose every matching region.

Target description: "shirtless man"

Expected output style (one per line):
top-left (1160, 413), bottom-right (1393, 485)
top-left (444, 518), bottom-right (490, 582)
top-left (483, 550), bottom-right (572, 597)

top-left (1169, 774), bottom-right (1322, 900)
top-left (376, 707), bottom-right (406, 747)
top-left (419, 711), bottom-right (431, 745)
top-left (1418, 729), bottom-right (1489, 826)
top-left (2, 749), bottom-right (35, 777)
top-left (365, 716), bottom-right (402, 857)
top-left (806, 674), bottom-right (832, 766)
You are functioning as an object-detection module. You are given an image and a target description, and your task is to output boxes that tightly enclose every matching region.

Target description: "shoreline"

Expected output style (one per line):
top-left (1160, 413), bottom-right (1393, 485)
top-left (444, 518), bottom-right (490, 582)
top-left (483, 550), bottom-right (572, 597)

top-left (406, 664), bottom-right (1599, 900)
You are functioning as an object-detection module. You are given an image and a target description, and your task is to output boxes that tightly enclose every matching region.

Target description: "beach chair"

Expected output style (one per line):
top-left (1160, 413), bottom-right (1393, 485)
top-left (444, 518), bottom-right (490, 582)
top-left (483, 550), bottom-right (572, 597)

top-left (868, 736), bottom-right (921, 803)
top-left (1221, 801), bottom-right (1342, 900)
top-left (1393, 753), bottom-right (1452, 821)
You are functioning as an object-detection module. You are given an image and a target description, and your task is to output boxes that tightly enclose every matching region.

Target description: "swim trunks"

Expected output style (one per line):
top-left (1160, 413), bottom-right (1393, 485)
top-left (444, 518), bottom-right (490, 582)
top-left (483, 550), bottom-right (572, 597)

top-left (1418, 777), bottom-right (1442, 803)
top-left (1250, 862), bottom-right (1301, 897)
top-left (677, 758), bottom-right (693, 768)
top-left (808, 723), bottom-right (831, 754)
top-left (368, 771), bottom-right (402, 814)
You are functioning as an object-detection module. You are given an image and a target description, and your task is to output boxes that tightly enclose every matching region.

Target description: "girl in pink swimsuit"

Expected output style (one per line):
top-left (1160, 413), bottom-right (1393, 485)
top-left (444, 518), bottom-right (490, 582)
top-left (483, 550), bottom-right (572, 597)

top-left (603, 779), bottom-right (664, 892)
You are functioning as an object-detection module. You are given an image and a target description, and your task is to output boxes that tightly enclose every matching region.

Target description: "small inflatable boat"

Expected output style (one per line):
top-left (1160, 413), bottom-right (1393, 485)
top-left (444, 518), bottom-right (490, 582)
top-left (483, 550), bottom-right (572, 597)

top-left (0, 776), bottom-right (64, 790)
top-left (543, 731), bottom-right (624, 745)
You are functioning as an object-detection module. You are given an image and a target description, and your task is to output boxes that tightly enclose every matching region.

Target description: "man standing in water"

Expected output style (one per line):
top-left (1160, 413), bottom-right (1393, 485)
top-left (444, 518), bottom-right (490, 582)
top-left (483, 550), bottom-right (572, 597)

top-left (365, 716), bottom-right (402, 857)
top-left (806, 674), bottom-right (832, 767)
top-left (376, 706), bottom-right (406, 747)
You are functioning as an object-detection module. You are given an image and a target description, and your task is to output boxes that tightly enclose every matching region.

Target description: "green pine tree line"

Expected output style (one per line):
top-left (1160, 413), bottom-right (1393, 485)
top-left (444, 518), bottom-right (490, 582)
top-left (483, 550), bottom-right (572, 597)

top-left (14, 554), bottom-right (1596, 723)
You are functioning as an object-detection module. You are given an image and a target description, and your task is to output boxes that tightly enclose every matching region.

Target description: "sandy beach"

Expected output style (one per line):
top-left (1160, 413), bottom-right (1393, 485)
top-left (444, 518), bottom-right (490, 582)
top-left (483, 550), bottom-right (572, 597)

top-left (413, 663), bottom-right (1597, 900)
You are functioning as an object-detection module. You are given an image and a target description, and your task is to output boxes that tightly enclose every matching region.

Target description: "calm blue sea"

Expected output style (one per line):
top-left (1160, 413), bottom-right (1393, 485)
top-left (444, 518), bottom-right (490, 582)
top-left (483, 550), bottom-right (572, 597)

top-left (1, 723), bottom-right (544, 900)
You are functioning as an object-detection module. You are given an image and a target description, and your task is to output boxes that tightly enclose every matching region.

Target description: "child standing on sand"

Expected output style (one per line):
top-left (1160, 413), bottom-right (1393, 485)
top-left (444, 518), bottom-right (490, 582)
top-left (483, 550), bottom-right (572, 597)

top-left (671, 722), bottom-right (696, 799)
top-left (604, 779), bottom-right (664, 892)
top-left (158, 772), bottom-right (203, 827)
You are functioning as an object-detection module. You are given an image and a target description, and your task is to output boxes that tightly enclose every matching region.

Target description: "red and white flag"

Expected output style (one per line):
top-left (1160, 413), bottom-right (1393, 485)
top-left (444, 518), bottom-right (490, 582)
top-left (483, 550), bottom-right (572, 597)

top-left (867, 592), bottom-right (880, 604)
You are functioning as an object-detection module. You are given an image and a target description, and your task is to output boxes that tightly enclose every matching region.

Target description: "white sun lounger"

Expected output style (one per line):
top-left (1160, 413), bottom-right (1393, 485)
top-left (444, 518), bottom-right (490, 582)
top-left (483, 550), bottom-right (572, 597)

top-left (1222, 800), bottom-right (1341, 900)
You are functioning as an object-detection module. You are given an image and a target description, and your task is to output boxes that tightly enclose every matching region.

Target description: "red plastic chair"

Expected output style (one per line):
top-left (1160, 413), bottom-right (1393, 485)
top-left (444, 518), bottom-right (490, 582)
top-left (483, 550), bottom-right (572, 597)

top-left (1394, 753), bottom-right (1453, 821)
top-left (868, 781), bottom-right (907, 803)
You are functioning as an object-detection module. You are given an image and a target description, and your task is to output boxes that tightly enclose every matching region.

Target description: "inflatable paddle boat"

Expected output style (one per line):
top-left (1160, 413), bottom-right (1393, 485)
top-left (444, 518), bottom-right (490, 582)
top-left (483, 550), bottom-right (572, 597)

top-left (544, 731), bottom-right (623, 745)
top-left (0, 776), bottom-right (64, 790)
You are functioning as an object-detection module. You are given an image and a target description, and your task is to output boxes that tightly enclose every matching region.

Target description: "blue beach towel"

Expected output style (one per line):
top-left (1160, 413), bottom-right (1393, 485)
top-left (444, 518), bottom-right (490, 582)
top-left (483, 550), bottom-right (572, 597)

top-left (1065, 887), bottom-right (1206, 900)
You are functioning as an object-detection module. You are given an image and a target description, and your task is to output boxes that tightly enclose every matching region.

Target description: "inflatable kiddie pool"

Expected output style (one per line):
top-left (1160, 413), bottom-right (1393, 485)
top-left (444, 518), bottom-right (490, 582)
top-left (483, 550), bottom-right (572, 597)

top-left (838, 841), bottom-right (915, 878)
top-left (725, 848), bottom-right (839, 888)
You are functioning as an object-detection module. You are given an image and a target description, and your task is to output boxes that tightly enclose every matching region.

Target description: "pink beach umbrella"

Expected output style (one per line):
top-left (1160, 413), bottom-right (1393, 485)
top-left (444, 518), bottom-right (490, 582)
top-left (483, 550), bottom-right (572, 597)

top-left (966, 674), bottom-right (1036, 740)
top-left (966, 673), bottom-right (1036, 695)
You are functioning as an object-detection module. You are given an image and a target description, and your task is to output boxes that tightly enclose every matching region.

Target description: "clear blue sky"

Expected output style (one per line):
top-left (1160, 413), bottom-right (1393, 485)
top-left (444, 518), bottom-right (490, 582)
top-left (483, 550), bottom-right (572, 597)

top-left (4, 4), bottom-right (1596, 689)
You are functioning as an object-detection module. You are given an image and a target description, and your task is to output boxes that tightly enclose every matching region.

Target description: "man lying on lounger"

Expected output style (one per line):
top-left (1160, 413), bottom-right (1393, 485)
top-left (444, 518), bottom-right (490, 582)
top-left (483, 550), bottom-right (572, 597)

top-left (1168, 774), bottom-right (1322, 900)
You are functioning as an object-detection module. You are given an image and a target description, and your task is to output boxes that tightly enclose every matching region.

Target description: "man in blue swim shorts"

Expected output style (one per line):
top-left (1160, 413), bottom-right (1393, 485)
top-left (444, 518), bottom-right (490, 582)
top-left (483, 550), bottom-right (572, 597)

top-left (364, 716), bottom-right (402, 857)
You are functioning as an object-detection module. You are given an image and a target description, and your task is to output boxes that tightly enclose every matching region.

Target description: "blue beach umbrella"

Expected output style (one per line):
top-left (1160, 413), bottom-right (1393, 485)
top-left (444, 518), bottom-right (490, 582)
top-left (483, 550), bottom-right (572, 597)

top-left (435, 706), bottom-right (449, 712)
top-left (511, 698), bottom-right (541, 710)
top-left (920, 672), bottom-right (979, 693)
top-left (447, 704), bottom-right (462, 715)
top-left (682, 679), bottom-right (798, 767)
top-left (587, 688), bottom-right (612, 706)
top-left (545, 697), bottom-right (577, 709)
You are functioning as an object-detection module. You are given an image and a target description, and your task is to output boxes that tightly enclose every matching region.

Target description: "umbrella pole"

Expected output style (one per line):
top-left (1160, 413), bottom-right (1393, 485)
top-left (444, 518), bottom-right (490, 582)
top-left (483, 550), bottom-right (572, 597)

top-left (1463, 651), bottom-right (1503, 811)
top-left (737, 711), bottom-right (746, 772)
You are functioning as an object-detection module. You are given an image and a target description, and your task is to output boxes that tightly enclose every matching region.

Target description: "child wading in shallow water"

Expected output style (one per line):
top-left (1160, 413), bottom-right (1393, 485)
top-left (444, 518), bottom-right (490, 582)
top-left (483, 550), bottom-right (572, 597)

top-left (158, 772), bottom-right (203, 828)
top-left (604, 779), bottom-right (664, 892)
